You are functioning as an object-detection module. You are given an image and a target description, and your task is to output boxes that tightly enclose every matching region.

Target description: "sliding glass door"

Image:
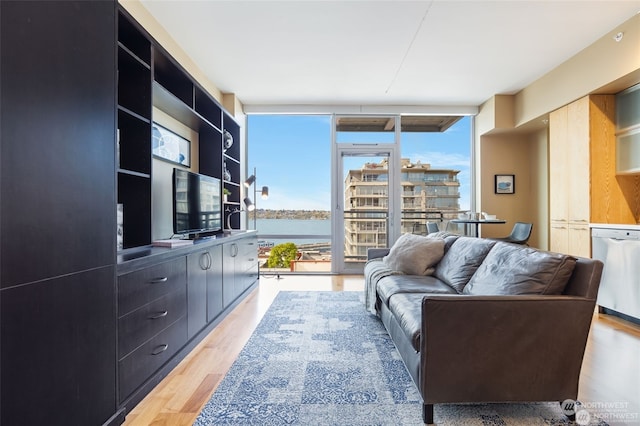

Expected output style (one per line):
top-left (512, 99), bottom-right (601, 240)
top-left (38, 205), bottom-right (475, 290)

top-left (332, 115), bottom-right (400, 274)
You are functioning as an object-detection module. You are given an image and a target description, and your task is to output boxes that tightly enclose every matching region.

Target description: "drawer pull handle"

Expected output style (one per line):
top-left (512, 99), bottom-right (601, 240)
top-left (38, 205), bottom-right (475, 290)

top-left (149, 310), bottom-right (168, 319)
top-left (248, 258), bottom-right (255, 262)
top-left (151, 344), bottom-right (169, 355)
top-left (150, 277), bottom-right (168, 284)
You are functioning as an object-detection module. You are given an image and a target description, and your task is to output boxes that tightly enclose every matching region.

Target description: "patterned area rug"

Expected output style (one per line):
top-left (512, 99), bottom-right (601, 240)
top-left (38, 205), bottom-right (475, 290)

top-left (194, 291), bottom-right (607, 425)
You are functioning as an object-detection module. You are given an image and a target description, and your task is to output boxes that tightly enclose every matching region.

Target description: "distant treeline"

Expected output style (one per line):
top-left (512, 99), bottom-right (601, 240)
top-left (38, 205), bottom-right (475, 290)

top-left (250, 209), bottom-right (331, 220)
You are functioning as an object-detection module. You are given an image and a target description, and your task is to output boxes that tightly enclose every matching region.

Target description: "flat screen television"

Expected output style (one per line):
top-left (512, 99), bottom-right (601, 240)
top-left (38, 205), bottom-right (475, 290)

top-left (173, 168), bottom-right (222, 238)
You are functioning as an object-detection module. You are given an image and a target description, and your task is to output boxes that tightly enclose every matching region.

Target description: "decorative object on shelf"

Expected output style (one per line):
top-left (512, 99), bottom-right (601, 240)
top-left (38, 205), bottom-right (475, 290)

top-left (117, 204), bottom-right (124, 250)
top-left (223, 188), bottom-right (231, 203)
top-left (116, 128), bottom-right (120, 168)
top-left (243, 167), bottom-right (269, 230)
top-left (495, 174), bottom-right (515, 194)
top-left (223, 161), bottom-right (232, 182)
top-left (152, 123), bottom-right (191, 167)
top-left (223, 130), bottom-right (234, 151)
top-left (225, 207), bottom-right (243, 231)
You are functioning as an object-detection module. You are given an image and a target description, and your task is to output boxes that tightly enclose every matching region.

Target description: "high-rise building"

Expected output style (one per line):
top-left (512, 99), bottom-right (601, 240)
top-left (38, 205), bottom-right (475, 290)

top-left (344, 158), bottom-right (461, 260)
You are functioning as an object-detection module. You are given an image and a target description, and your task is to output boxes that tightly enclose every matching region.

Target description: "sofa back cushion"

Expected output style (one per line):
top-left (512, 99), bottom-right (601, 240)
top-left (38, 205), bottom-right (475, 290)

top-left (383, 233), bottom-right (445, 276)
top-left (463, 242), bottom-right (577, 295)
top-left (433, 236), bottom-right (496, 293)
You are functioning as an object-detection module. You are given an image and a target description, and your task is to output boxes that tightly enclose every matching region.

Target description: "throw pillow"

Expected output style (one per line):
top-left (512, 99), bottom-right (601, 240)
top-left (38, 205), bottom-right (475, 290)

top-left (383, 233), bottom-right (445, 276)
top-left (463, 242), bottom-right (577, 295)
top-left (433, 236), bottom-right (497, 293)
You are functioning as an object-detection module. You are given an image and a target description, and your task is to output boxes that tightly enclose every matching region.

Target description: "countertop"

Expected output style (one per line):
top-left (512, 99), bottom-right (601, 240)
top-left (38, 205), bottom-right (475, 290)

top-left (590, 223), bottom-right (640, 230)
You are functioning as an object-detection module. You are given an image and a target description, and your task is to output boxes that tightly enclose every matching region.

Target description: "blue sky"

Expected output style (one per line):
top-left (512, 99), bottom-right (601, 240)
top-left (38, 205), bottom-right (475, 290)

top-left (247, 115), bottom-right (471, 211)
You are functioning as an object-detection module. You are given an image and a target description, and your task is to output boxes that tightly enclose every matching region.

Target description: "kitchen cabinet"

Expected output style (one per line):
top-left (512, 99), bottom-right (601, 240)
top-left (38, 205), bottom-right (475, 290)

top-left (549, 95), bottom-right (615, 257)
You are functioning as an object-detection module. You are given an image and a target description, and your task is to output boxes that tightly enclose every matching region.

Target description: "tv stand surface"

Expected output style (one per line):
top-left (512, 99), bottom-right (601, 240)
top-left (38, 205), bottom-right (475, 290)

top-left (189, 230), bottom-right (221, 240)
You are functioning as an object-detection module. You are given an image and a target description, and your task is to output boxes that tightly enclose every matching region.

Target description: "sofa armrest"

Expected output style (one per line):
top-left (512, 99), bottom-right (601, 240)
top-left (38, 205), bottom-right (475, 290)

top-left (419, 295), bottom-right (596, 404)
top-left (367, 248), bottom-right (390, 260)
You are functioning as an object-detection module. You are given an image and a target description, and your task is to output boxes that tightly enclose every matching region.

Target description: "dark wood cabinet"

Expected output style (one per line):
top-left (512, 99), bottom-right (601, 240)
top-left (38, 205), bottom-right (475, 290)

top-left (0, 1), bottom-right (119, 425)
top-left (119, 316), bottom-right (187, 402)
top-left (117, 233), bottom-right (257, 414)
top-left (207, 245), bottom-right (225, 322)
top-left (1, 2), bottom-right (254, 424)
top-left (117, 258), bottom-right (188, 404)
top-left (0, 0), bottom-right (116, 288)
top-left (1, 268), bottom-right (117, 426)
top-left (117, 8), bottom-right (153, 250)
top-left (223, 235), bottom-right (259, 307)
top-left (223, 242), bottom-right (239, 307)
top-left (187, 244), bottom-right (225, 335)
top-left (187, 251), bottom-right (209, 337)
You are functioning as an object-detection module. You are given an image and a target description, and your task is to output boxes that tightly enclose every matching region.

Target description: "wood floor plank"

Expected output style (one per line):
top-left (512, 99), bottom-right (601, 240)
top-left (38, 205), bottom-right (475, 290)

top-left (180, 373), bottom-right (222, 413)
top-left (123, 274), bottom-right (640, 425)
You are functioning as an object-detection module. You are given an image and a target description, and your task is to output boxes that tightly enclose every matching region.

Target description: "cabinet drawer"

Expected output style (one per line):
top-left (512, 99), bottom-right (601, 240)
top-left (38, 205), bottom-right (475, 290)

top-left (118, 257), bottom-right (186, 315)
top-left (118, 286), bottom-right (187, 359)
top-left (118, 315), bottom-right (187, 402)
top-left (238, 237), bottom-right (257, 257)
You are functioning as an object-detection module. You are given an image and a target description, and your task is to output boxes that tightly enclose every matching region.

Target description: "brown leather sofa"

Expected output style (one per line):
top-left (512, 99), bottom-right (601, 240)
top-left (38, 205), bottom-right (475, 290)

top-left (365, 234), bottom-right (603, 424)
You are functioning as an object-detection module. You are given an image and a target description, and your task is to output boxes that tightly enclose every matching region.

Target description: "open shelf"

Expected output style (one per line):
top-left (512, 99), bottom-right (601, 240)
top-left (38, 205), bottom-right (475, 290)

top-left (222, 112), bottom-right (240, 161)
top-left (195, 87), bottom-right (222, 131)
top-left (117, 8), bottom-right (243, 249)
top-left (118, 48), bottom-right (151, 119)
top-left (118, 109), bottom-right (151, 175)
top-left (154, 50), bottom-right (193, 107)
top-left (118, 9), bottom-right (150, 65)
top-left (117, 173), bottom-right (151, 249)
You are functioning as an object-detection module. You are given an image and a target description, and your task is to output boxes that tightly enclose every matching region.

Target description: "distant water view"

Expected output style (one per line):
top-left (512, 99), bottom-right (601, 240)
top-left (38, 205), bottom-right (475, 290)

top-left (256, 218), bottom-right (331, 245)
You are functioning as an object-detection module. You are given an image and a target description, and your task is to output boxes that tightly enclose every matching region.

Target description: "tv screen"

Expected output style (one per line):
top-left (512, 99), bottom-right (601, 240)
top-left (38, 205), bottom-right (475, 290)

top-left (173, 168), bottom-right (222, 237)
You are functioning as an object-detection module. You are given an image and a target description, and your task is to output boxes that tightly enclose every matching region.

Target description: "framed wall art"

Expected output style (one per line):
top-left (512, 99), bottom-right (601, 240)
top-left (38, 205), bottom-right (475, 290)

top-left (495, 174), bottom-right (515, 194)
top-left (152, 123), bottom-right (191, 167)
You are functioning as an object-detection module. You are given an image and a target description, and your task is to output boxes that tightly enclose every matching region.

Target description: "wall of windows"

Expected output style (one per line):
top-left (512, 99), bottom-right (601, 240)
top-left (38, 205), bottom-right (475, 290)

top-left (247, 114), bottom-right (472, 273)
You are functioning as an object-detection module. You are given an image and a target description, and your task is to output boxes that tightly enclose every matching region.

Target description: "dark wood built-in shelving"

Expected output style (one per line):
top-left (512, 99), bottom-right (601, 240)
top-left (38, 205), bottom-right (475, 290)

top-left (1, 4), bottom-right (255, 425)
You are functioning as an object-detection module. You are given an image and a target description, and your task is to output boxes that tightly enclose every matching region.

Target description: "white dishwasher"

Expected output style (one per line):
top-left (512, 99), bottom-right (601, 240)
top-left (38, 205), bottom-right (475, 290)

top-left (591, 226), bottom-right (640, 323)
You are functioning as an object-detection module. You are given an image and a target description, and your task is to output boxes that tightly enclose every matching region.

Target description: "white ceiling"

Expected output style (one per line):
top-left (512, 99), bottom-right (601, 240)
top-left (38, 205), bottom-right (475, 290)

top-left (139, 0), bottom-right (640, 108)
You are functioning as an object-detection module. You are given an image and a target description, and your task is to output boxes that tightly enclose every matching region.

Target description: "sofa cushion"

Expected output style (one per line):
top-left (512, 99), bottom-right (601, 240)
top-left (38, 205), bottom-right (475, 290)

top-left (377, 274), bottom-right (457, 306)
top-left (433, 237), bottom-right (497, 293)
top-left (463, 242), bottom-right (577, 295)
top-left (387, 293), bottom-right (431, 352)
top-left (383, 233), bottom-right (445, 276)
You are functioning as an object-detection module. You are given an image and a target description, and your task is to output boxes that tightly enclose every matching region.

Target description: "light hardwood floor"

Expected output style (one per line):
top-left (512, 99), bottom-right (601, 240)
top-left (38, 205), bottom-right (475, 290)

top-left (123, 274), bottom-right (640, 426)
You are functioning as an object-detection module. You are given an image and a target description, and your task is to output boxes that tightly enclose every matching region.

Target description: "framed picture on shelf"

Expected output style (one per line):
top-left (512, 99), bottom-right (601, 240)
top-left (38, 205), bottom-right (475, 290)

top-left (152, 123), bottom-right (191, 167)
top-left (495, 174), bottom-right (515, 194)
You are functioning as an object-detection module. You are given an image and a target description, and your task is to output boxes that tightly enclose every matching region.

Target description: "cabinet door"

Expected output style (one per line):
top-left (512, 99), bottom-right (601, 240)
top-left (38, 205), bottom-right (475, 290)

top-left (223, 242), bottom-right (238, 307)
top-left (187, 252), bottom-right (208, 338)
top-left (207, 245), bottom-right (224, 321)
top-left (0, 0), bottom-right (116, 288)
top-left (1, 267), bottom-right (116, 426)
top-left (568, 223), bottom-right (591, 258)
top-left (549, 107), bottom-right (569, 222)
top-left (567, 97), bottom-right (591, 223)
top-left (550, 220), bottom-right (569, 254)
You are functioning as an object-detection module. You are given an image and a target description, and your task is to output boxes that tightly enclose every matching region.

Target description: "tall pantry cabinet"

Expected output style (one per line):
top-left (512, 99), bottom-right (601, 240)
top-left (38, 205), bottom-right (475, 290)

top-left (549, 95), bottom-right (615, 257)
top-left (0, 2), bottom-right (118, 425)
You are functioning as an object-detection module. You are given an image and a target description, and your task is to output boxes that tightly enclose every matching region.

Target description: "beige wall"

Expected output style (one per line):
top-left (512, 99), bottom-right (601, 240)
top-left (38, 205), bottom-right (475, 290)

top-left (515, 14), bottom-right (640, 127)
top-left (476, 13), bottom-right (640, 250)
top-left (478, 131), bottom-right (546, 249)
